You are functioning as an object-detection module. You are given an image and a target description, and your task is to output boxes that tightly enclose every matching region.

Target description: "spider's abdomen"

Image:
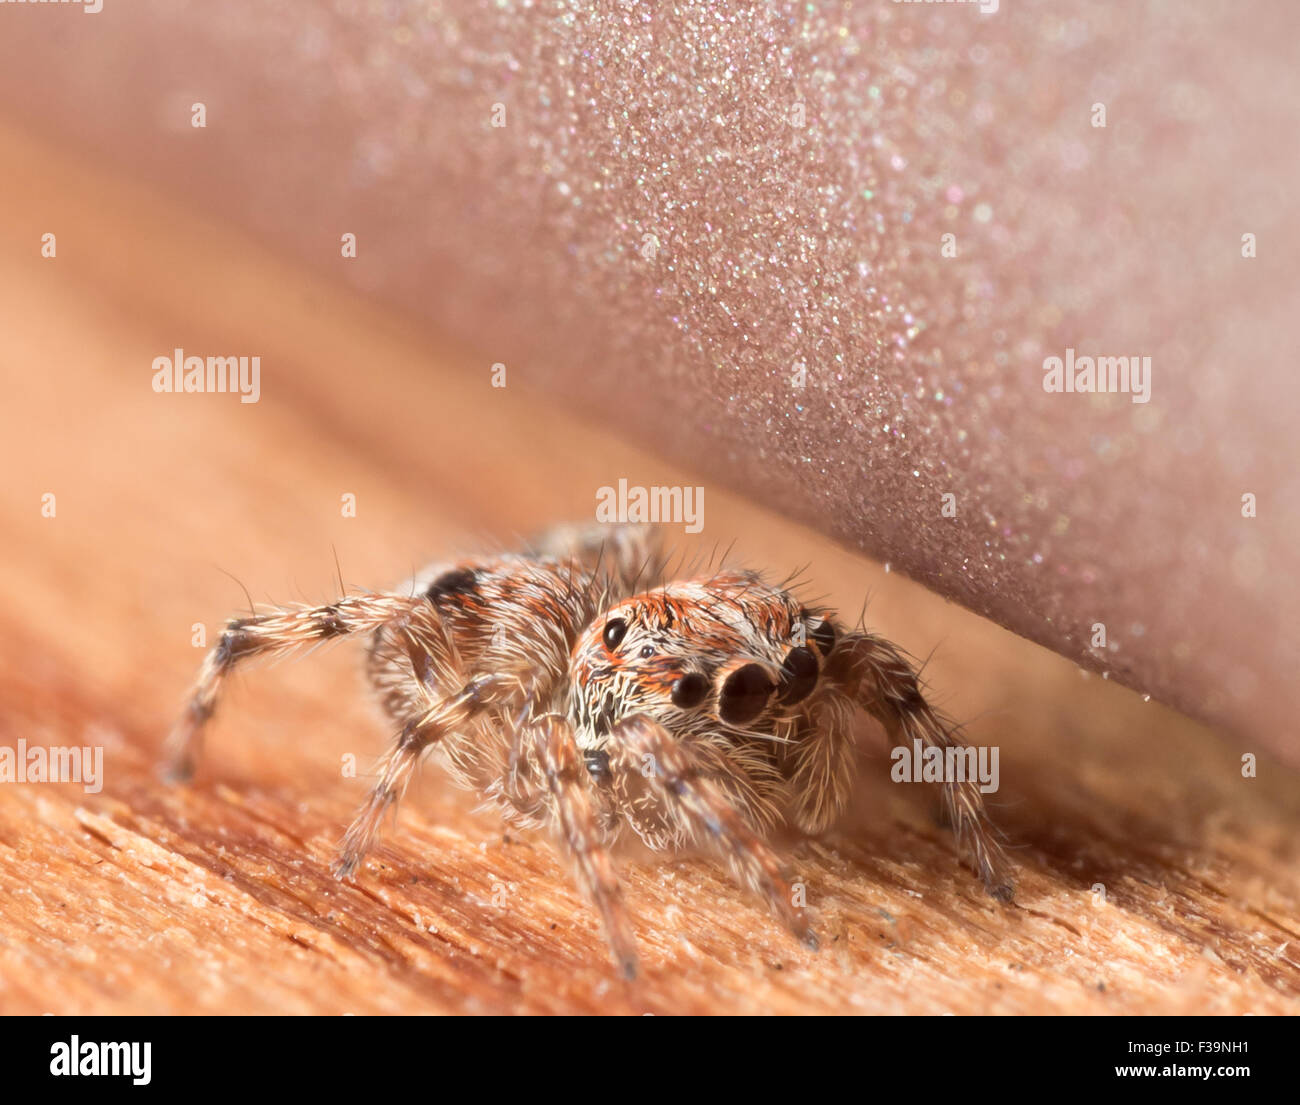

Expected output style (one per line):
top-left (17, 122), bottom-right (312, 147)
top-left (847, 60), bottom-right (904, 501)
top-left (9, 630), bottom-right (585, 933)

top-left (367, 554), bottom-right (609, 793)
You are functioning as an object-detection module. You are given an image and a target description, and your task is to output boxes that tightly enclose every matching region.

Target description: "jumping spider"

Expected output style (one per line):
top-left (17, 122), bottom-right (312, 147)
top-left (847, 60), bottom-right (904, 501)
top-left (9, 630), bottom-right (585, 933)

top-left (166, 524), bottom-right (1013, 977)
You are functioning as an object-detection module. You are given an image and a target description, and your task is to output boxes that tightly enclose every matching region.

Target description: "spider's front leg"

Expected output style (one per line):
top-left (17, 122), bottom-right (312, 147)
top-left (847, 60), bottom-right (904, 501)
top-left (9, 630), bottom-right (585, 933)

top-left (520, 714), bottom-right (639, 979)
top-left (164, 593), bottom-right (432, 782)
top-left (332, 674), bottom-right (502, 879)
top-left (611, 715), bottom-right (819, 952)
top-left (825, 630), bottom-right (1015, 901)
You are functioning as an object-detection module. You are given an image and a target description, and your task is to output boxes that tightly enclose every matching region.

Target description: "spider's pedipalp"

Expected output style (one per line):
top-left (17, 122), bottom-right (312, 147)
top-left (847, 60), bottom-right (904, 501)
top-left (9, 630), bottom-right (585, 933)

top-left (824, 629), bottom-right (1015, 901)
top-left (164, 593), bottom-right (430, 783)
top-left (613, 714), bottom-right (819, 952)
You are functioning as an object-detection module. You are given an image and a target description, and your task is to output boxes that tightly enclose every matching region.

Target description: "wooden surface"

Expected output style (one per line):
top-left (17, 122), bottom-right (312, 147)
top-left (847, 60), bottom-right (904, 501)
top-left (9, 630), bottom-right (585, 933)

top-left (2, 120), bottom-right (1298, 1015)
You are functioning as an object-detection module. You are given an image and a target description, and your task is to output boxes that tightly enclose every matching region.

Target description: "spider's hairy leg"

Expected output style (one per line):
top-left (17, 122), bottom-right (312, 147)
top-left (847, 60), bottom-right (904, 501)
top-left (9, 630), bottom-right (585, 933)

top-left (333, 674), bottom-right (500, 879)
top-left (525, 714), bottom-right (638, 979)
top-left (164, 594), bottom-right (430, 783)
top-left (826, 631), bottom-right (1015, 901)
top-left (784, 693), bottom-right (861, 835)
top-left (613, 714), bottom-right (819, 952)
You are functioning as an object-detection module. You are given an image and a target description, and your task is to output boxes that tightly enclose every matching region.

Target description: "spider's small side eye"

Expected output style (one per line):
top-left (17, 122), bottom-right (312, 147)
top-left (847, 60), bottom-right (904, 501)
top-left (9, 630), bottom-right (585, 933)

top-left (671, 672), bottom-right (710, 709)
top-left (602, 618), bottom-right (628, 650)
top-left (810, 618), bottom-right (838, 656)
top-left (639, 644), bottom-right (654, 658)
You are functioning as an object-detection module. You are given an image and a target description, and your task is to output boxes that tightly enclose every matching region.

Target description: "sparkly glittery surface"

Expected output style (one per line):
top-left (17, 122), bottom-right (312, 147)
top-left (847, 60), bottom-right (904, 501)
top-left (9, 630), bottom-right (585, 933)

top-left (2, 1), bottom-right (1296, 752)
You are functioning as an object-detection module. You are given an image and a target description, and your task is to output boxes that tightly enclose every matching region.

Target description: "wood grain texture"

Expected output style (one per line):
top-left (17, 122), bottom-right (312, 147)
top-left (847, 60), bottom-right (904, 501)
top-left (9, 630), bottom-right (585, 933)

top-left (1, 121), bottom-right (1298, 1015)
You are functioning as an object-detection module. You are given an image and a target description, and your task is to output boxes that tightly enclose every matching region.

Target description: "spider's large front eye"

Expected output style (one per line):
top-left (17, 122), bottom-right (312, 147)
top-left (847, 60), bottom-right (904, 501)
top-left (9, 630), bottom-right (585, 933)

top-left (718, 663), bottom-right (775, 726)
top-left (671, 672), bottom-right (710, 709)
top-left (602, 618), bottom-right (628, 650)
top-left (778, 646), bottom-right (819, 704)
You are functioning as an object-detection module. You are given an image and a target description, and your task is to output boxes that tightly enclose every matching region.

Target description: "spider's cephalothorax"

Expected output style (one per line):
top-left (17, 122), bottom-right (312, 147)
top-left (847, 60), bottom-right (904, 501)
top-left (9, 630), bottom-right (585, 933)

top-left (568, 573), bottom-right (849, 844)
top-left (166, 525), bottom-right (1013, 979)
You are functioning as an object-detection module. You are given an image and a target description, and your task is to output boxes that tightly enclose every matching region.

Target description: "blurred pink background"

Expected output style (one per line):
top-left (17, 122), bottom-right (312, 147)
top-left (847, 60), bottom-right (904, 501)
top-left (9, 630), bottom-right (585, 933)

top-left (1, 0), bottom-right (1296, 757)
